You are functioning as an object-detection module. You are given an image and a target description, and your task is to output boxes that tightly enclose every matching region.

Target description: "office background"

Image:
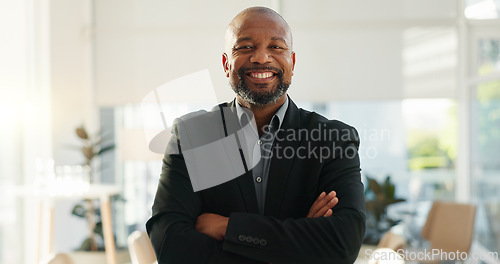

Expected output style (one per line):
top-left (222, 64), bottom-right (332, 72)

top-left (0, 0), bottom-right (499, 263)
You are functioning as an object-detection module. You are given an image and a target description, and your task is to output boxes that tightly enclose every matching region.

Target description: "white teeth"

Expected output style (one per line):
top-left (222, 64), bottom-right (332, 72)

top-left (250, 72), bottom-right (273, 79)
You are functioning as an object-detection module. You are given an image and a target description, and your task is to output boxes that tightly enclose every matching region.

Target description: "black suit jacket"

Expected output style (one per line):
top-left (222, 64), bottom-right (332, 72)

top-left (146, 98), bottom-right (366, 264)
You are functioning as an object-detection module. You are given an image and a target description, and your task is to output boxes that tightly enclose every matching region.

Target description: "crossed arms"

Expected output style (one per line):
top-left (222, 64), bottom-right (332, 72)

top-left (195, 190), bottom-right (339, 241)
top-left (147, 149), bottom-right (365, 263)
top-left (146, 118), bottom-right (366, 264)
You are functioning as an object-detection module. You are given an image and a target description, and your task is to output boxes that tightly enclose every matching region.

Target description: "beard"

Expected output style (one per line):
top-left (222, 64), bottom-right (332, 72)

top-left (231, 66), bottom-right (290, 106)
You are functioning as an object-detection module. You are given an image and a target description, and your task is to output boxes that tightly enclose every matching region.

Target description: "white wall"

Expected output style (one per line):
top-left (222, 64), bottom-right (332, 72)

top-left (50, 0), bottom-right (95, 165)
top-left (0, 1), bottom-right (31, 263)
top-left (0, 0), bottom-right (54, 262)
top-left (49, 0), bottom-right (95, 254)
top-left (94, 0), bottom-right (459, 106)
top-left (94, 0), bottom-right (275, 105)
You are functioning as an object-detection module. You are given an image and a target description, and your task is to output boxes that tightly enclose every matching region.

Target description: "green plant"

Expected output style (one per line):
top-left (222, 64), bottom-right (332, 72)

top-left (75, 125), bottom-right (115, 177)
top-left (72, 195), bottom-right (124, 251)
top-left (71, 201), bottom-right (104, 251)
top-left (71, 125), bottom-right (115, 251)
top-left (364, 175), bottom-right (405, 229)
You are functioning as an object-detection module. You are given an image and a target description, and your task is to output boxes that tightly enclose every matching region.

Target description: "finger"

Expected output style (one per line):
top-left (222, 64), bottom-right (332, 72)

top-left (313, 197), bottom-right (338, 218)
top-left (323, 209), bottom-right (332, 217)
top-left (331, 197), bottom-right (338, 207)
top-left (308, 191), bottom-right (335, 217)
top-left (311, 191), bottom-right (326, 208)
top-left (307, 192), bottom-right (326, 217)
top-left (308, 191), bottom-right (336, 217)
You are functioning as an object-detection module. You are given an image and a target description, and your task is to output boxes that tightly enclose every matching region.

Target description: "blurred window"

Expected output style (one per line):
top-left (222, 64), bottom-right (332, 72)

top-left (465, 0), bottom-right (500, 20)
top-left (471, 36), bottom-right (500, 253)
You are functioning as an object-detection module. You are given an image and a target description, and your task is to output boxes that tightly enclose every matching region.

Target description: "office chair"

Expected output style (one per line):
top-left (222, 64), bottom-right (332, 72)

top-left (42, 253), bottom-right (74, 264)
top-left (128, 231), bottom-right (157, 264)
top-left (420, 201), bottom-right (476, 262)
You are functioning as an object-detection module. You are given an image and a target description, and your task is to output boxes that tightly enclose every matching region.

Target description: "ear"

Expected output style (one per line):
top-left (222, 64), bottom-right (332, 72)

top-left (222, 53), bottom-right (230, 78)
top-left (291, 51), bottom-right (296, 76)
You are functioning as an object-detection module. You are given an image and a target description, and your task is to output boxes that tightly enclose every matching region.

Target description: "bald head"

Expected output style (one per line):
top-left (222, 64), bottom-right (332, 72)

top-left (225, 7), bottom-right (293, 52)
top-left (222, 7), bottom-right (296, 107)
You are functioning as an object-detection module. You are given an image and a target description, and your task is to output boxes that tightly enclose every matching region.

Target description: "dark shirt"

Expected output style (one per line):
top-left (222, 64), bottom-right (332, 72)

top-left (235, 98), bottom-right (289, 214)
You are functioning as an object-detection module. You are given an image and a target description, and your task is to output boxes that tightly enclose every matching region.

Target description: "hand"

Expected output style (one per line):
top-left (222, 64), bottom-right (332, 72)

top-left (195, 213), bottom-right (229, 241)
top-left (307, 191), bottom-right (338, 218)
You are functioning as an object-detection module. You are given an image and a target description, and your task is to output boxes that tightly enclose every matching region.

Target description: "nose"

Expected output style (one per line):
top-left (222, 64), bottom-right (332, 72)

top-left (250, 47), bottom-right (272, 64)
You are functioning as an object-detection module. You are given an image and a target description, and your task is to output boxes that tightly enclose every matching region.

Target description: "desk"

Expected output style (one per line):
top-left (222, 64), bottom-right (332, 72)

top-left (14, 184), bottom-right (121, 264)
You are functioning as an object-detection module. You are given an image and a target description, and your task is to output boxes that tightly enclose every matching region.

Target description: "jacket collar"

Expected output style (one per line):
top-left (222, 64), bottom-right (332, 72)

top-left (224, 95), bottom-right (300, 129)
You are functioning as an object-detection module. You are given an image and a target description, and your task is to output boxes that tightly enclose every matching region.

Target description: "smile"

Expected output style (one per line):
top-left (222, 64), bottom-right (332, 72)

top-left (248, 72), bottom-right (275, 79)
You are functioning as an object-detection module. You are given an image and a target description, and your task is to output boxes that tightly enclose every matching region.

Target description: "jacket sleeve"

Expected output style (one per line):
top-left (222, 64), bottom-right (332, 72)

top-left (222, 126), bottom-right (366, 264)
top-left (146, 138), bottom-right (267, 264)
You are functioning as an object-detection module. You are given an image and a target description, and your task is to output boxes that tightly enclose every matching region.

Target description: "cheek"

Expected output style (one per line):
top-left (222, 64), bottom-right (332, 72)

top-left (227, 65), bottom-right (240, 83)
top-left (280, 58), bottom-right (295, 77)
top-left (225, 62), bottom-right (237, 78)
top-left (230, 59), bottom-right (246, 77)
top-left (278, 56), bottom-right (294, 69)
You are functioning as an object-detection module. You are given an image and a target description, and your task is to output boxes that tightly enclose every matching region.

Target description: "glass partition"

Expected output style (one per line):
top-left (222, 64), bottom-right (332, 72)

top-left (471, 80), bottom-right (500, 253)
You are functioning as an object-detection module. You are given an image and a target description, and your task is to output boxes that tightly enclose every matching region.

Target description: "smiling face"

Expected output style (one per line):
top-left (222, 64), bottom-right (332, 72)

top-left (223, 9), bottom-right (295, 107)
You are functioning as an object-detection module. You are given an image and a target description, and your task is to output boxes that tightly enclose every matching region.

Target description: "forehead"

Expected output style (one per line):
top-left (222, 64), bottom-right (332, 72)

top-left (229, 13), bottom-right (291, 44)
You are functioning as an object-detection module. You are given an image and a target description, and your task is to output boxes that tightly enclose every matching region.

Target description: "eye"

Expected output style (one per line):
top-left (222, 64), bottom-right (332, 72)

top-left (235, 46), bottom-right (253, 50)
top-left (270, 45), bottom-right (284, 50)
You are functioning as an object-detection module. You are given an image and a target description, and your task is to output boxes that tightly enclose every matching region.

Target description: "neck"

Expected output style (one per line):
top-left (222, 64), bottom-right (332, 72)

top-left (236, 94), bottom-right (286, 136)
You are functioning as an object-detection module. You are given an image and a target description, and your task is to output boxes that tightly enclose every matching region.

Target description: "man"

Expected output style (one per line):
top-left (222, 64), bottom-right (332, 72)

top-left (146, 6), bottom-right (365, 264)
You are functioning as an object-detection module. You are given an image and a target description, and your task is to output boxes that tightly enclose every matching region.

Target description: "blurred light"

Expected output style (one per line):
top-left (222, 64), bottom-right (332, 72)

top-left (465, 0), bottom-right (499, 19)
top-left (0, 88), bottom-right (23, 139)
top-left (402, 99), bottom-right (454, 131)
top-left (0, 102), bottom-right (18, 128)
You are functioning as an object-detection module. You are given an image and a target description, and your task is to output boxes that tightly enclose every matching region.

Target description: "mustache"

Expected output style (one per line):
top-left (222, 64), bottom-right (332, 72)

top-left (238, 66), bottom-right (283, 78)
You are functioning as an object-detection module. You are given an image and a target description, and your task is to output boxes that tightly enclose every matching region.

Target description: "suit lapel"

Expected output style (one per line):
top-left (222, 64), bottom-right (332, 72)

top-left (264, 99), bottom-right (303, 216)
top-left (235, 171), bottom-right (260, 213)
top-left (222, 101), bottom-right (260, 214)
